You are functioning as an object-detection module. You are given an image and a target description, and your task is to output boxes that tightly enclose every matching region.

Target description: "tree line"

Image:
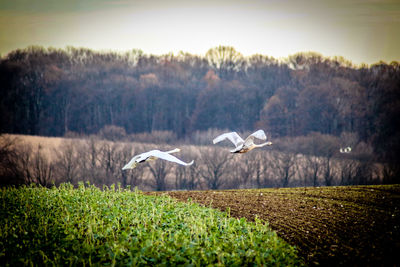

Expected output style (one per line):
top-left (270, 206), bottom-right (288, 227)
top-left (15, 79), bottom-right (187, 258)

top-left (0, 132), bottom-right (383, 189)
top-left (0, 45), bottom-right (399, 182)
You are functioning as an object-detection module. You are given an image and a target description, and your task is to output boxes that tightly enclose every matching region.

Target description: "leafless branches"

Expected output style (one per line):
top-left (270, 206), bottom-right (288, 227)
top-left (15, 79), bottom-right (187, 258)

top-left (0, 133), bottom-right (384, 190)
top-left (199, 147), bottom-right (233, 190)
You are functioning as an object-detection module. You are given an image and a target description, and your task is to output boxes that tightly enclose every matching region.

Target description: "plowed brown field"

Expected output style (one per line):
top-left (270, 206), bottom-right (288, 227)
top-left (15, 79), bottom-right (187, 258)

top-left (146, 185), bottom-right (400, 266)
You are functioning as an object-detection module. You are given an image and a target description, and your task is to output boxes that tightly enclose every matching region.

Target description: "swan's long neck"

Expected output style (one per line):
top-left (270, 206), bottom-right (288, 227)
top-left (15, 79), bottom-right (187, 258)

top-left (165, 148), bottom-right (180, 154)
top-left (255, 141), bottom-right (272, 148)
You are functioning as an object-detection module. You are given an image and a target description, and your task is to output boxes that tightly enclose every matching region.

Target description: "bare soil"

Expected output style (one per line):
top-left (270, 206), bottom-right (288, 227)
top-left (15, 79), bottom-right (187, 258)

top-left (146, 185), bottom-right (400, 266)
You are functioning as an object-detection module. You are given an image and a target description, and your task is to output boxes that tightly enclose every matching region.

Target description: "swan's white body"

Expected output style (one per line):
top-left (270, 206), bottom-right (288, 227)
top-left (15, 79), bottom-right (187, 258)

top-left (213, 130), bottom-right (272, 153)
top-left (122, 148), bottom-right (194, 170)
top-left (340, 147), bottom-right (352, 153)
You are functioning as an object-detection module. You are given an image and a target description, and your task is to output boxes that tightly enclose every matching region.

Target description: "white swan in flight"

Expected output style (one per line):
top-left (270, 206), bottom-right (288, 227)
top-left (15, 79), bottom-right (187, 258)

top-left (122, 148), bottom-right (194, 170)
top-left (213, 130), bottom-right (272, 153)
top-left (340, 146), bottom-right (352, 153)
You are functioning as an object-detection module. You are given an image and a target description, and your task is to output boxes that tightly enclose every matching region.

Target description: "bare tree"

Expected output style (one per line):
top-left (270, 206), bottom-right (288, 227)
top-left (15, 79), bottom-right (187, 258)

top-left (303, 155), bottom-right (322, 187)
top-left (205, 46), bottom-right (244, 79)
top-left (98, 141), bottom-right (120, 185)
top-left (31, 144), bottom-right (54, 187)
top-left (320, 138), bottom-right (340, 186)
top-left (352, 160), bottom-right (377, 185)
top-left (300, 132), bottom-right (339, 186)
top-left (15, 143), bottom-right (34, 184)
top-left (321, 156), bottom-right (335, 186)
top-left (338, 159), bottom-right (358, 185)
top-left (53, 140), bottom-right (79, 185)
top-left (175, 161), bottom-right (200, 190)
top-left (271, 151), bottom-right (297, 188)
top-left (352, 141), bottom-right (378, 185)
top-left (382, 162), bottom-right (400, 184)
top-left (15, 143), bottom-right (54, 187)
top-left (199, 147), bottom-right (233, 190)
top-left (147, 159), bottom-right (172, 191)
top-left (252, 151), bottom-right (275, 188)
top-left (232, 152), bottom-right (261, 189)
top-left (0, 135), bottom-right (25, 186)
top-left (76, 137), bottom-right (103, 185)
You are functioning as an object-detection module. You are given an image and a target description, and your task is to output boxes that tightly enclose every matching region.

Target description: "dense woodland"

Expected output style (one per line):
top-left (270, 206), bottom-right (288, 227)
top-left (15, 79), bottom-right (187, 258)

top-left (0, 45), bottom-right (399, 186)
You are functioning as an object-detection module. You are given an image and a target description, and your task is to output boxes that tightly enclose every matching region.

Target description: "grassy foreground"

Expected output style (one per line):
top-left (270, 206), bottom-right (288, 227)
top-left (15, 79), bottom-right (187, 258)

top-left (0, 183), bottom-right (302, 266)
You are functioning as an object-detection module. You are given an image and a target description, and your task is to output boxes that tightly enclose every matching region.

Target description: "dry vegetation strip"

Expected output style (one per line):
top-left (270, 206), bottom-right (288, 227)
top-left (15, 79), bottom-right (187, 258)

top-left (147, 185), bottom-right (400, 266)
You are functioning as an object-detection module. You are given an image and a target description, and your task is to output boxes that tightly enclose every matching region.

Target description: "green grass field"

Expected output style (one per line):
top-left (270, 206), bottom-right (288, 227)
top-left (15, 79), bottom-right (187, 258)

top-left (0, 183), bottom-right (302, 266)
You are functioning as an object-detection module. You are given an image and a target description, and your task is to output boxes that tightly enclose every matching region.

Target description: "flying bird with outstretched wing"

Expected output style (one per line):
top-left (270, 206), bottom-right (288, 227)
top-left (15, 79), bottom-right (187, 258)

top-left (213, 130), bottom-right (272, 153)
top-left (122, 148), bottom-right (194, 170)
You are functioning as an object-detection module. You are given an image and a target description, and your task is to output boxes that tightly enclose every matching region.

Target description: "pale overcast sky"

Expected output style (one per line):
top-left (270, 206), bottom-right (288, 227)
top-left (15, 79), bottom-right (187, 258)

top-left (1, 0), bottom-right (399, 65)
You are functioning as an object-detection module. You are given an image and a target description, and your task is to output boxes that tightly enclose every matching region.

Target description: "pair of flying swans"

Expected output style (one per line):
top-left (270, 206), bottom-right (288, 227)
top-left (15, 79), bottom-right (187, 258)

top-left (340, 146), bottom-right (352, 153)
top-left (122, 148), bottom-right (194, 170)
top-left (213, 129), bottom-right (272, 153)
top-left (122, 129), bottom-right (271, 170)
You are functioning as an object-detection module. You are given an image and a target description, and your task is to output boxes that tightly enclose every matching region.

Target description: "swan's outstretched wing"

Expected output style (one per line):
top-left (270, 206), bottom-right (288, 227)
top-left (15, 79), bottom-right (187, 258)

top-left (150, 150), bottom-right (194, 166)
top-left (244, 130), bottom-right (267, 147)
top-left (213, 132), bottom-right (244, 148)
top-left (250, 130), bottom-right (267, 140)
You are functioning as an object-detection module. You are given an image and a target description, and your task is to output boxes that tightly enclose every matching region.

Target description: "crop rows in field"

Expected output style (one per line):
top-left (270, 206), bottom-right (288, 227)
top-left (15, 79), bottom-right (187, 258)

top-left (0, 183), bottom-right (302, 266)
top-left (151, 185), bottom-right (400, 266)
